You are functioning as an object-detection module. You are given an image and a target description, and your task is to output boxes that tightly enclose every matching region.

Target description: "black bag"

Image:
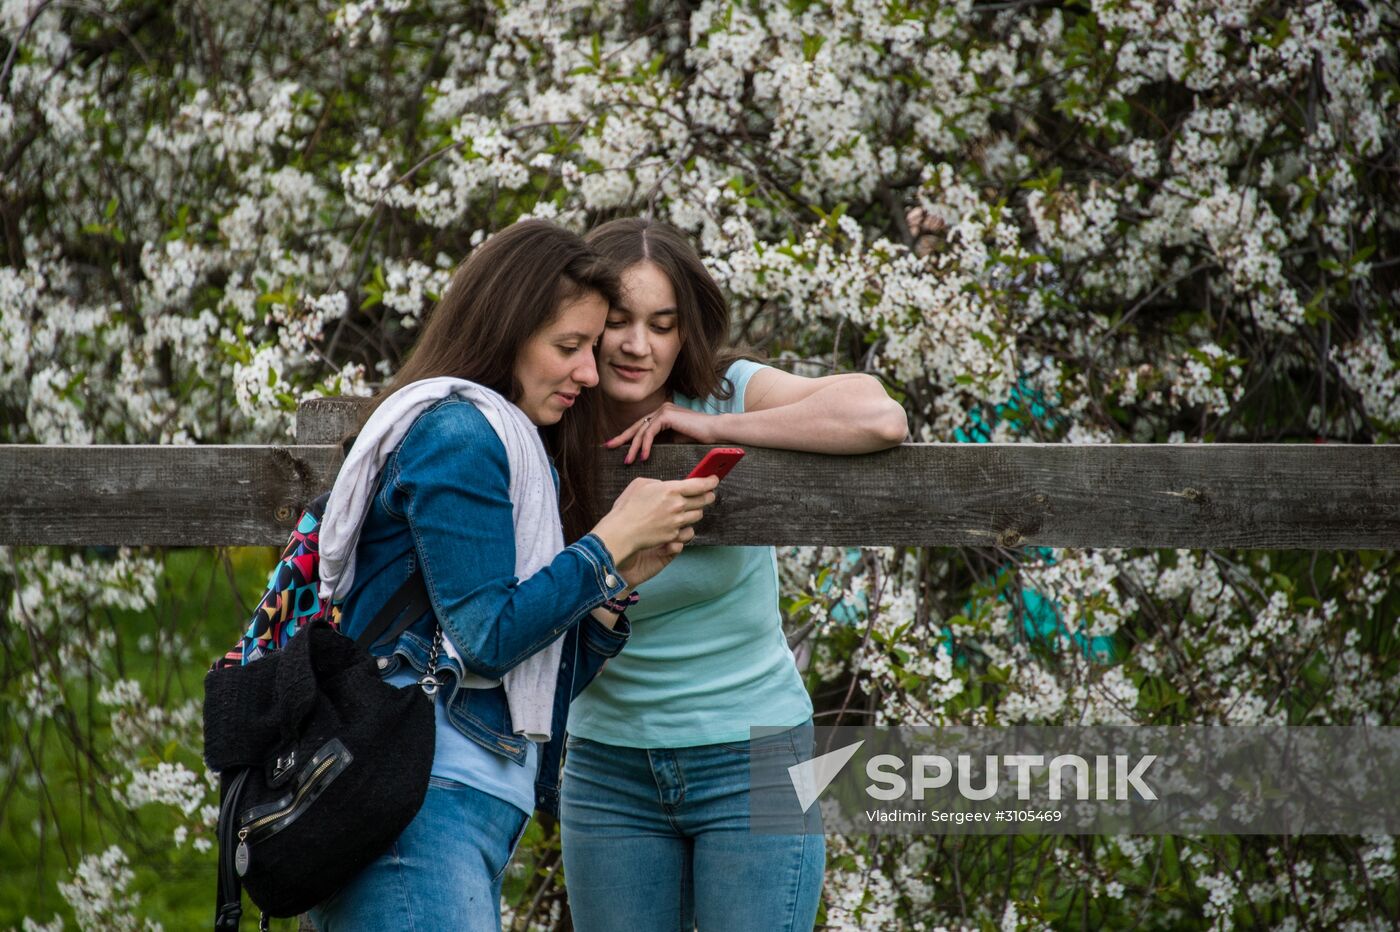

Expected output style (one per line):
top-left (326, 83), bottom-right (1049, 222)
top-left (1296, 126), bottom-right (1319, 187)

top-left (203, 567), bottom-right (437, 929)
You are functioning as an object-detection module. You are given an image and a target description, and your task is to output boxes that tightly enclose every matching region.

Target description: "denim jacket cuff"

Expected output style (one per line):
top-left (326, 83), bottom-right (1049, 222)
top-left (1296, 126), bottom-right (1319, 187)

top-left (569, 533), bottom-right (629, 600)
top-left (581, 612), bottom-right (630, 658)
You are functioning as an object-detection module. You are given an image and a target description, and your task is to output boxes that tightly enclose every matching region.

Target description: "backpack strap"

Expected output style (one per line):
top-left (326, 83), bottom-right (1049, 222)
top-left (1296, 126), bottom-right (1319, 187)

top-left (353, 566), bottom-right (433, 652)
top-left (214, 768), bottom-right (250, 930)
top-left (309, 488), bottom-right (432, 652)
top-left (303, 489), bottom-right (333, 521)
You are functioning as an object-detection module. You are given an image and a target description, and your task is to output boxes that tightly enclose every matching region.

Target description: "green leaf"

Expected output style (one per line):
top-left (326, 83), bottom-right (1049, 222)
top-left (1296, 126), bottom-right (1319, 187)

top-left (786, 594), bottom-right (813, 613)
top-left (1019, 166), bottom-right (1063, 192)
top-left (983, 664), bottom-right (1010, 685)
top-left (1350, 244), bottom-right (1376, 266)
top-left (220, 340), bottom-right (252, 364)
top-left (1265, 16), bottom-right (1291, 48)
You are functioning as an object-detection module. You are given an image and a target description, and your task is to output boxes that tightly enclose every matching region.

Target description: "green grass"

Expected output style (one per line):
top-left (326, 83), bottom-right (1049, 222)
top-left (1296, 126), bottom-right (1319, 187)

top-left (0, 546), bottom-right (288, 930)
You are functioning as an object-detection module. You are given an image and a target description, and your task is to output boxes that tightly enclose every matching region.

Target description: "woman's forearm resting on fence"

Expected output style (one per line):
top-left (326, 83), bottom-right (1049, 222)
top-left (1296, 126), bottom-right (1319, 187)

top-left (718, 369), bottom-right (908, 452)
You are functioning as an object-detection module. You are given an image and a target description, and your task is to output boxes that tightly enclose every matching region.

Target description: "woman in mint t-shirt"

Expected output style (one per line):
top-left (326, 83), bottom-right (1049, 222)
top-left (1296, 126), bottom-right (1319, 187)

top-left (561, 218), bottom-right (908, 931)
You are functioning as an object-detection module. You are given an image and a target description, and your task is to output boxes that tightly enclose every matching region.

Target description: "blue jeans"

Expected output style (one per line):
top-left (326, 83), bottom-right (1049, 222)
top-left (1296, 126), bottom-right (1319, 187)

top-left (309, 777), bottom-right (529, 932)
top-left (560, 723), bottom-right (825, 931)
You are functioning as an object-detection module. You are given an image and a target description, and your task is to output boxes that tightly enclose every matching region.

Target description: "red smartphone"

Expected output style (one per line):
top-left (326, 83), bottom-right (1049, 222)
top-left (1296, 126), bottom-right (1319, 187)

top-left (686, 447), bottom-right (745, 481)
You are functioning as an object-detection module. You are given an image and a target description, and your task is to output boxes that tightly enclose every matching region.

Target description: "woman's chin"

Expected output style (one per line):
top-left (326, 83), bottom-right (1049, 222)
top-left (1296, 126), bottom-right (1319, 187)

top-left (598, 380), bottom-right (650, 407)
top-left (523, 403), bottom-right (564, 427)
top-left (599, 375), bottom-right (663, 408)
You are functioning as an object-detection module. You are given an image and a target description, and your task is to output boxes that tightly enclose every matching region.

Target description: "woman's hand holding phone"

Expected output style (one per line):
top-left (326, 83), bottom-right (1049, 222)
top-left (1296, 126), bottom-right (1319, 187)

top-left (590, 475), bottom-right (719, 587)
top-left (686, 447), bottom-right (744, 481)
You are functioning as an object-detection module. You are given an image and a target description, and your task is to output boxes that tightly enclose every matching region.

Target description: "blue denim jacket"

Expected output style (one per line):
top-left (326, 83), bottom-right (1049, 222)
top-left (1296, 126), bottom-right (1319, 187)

top-left (336, 396), bottom-right (630, 817)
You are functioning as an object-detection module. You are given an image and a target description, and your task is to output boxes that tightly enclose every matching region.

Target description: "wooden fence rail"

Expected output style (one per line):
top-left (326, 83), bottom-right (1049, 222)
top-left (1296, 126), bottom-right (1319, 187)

top-left (2, 398), bottom-right (1397, 549)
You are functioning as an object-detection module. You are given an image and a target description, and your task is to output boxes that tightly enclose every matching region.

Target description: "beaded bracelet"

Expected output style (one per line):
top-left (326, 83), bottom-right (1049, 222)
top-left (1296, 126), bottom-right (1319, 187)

top-left (602, 591), bottom-right (640, 614)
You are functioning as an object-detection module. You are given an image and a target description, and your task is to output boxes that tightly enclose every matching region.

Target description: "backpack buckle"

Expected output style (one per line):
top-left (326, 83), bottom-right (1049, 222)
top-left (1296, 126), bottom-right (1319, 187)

top-left (273, 751), bottom-right (296, 778)
top-left (267, 747), bottom-right (299, 786)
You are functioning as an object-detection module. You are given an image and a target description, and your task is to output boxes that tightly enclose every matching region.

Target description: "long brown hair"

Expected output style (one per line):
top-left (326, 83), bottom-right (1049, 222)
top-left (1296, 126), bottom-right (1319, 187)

top-left (585, 218), bottom-right (749, 404)
top-left (364, 220), bottom-right (619, 542)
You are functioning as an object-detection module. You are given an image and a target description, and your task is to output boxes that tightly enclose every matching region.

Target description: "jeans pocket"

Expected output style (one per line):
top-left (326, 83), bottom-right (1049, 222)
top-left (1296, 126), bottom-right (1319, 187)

top-left (718, 735), bottom-right (800, 755)
top-left (491, 813), bottom-right (530, 885)
top-left (718, 719), bottom-right (815, 756)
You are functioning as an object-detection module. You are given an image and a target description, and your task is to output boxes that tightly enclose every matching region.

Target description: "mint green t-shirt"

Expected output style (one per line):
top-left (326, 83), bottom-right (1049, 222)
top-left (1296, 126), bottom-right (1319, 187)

top-left (566, 359), bottom-right (814, 748)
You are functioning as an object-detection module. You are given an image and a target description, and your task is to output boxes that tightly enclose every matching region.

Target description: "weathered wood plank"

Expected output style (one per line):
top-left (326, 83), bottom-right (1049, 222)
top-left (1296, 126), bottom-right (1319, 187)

top-left (296, 396), bottom-right (364, 445)
top-left (1, 445), bottom-right (343, 546)
top-left (2, 442), bottom-right (1398, 549)
top-left (609, 442), bottom-right (1400, 550)
top-left (292, 399), bottom-right (1400, 549)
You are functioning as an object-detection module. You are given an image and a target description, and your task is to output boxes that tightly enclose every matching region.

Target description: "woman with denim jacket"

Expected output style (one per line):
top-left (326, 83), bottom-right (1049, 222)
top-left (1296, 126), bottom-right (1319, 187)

top-left (560, 219), bottom-right (909, 931)
top-left (309, 220), bottom-right (718, 932)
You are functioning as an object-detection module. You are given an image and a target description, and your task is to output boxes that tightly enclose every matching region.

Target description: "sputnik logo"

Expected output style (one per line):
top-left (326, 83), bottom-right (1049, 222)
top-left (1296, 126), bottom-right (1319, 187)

top-left (787, 740), bottom-right (865, 812)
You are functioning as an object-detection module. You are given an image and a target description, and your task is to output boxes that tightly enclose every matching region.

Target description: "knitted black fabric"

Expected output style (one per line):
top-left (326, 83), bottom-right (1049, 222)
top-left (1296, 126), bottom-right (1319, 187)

top-left (202, 652), bottom-right (284, 771)
top-left (204, 621), bottom-right (435, 919)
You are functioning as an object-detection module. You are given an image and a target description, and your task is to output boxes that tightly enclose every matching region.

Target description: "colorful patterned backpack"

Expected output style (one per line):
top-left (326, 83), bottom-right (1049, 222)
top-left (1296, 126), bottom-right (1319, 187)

top-left (215, 491), bottom-right (426, 668)
top-left (216, 492), bottom-right (340, 669)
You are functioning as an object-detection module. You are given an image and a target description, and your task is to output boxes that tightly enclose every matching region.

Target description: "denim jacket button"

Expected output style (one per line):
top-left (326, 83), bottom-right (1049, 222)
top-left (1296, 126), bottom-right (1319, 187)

top-left (604, 573), bottom-right (618, 588)
top-left (376, 656), bottom-right (390, 670)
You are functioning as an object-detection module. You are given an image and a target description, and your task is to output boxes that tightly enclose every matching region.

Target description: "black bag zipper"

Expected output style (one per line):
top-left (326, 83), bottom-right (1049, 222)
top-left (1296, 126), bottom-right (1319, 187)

top-left (234, 740), bottom-right (353, 876)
